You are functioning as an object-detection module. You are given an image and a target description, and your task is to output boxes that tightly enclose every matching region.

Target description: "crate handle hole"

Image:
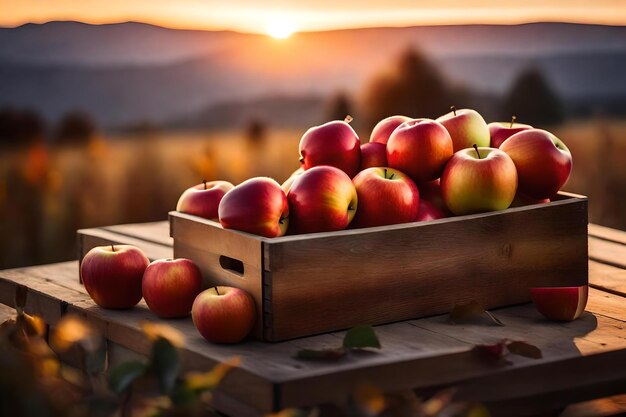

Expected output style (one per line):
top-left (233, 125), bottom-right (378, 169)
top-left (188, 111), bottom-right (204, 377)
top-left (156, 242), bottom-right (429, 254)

top-left (219, 256), bottom-right (244, 276)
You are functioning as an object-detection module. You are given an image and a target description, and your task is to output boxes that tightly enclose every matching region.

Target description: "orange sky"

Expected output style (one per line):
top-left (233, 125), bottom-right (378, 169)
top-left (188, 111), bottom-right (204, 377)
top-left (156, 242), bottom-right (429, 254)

top-left (2, 0), bottom-right (625, 33)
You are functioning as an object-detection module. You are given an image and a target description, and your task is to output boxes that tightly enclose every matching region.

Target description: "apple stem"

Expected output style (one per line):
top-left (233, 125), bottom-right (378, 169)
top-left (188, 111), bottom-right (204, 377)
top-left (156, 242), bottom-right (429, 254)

top-left (203, 180), bottom-right (207, 190)
top-left (214, 286), bottom-right (220, 296)
top-left (299, 156), bottom-right (304, 165)
top-left (473, 144), bottom-right (481, 159)
top-left (510, 115), bottom-right (516, 128)
top-left (111, 244), bottom-right (115, 252)
top-left (450, 105), bottom-right (456, 116)
top-left (344, 115), bottom-right (353, 124)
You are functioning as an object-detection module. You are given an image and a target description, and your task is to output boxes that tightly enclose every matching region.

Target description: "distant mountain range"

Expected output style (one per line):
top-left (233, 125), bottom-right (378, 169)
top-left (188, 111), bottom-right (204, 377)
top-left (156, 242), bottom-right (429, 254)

top-left (0, 21), bottom-right (624, 128)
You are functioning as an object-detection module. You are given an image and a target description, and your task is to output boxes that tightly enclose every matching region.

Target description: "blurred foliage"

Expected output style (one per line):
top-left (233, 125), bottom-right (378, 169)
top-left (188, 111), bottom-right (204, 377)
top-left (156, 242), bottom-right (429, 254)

top-left (325, 92), bottom-right (353, 122)
top-left (54, 111), bottom-right (99, 146)
top-left (503, 68), bottom-right (564, 127)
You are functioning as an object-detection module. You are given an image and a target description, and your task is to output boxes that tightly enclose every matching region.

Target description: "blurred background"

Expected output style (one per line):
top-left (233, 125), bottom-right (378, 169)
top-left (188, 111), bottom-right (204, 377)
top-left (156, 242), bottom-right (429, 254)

top-left (0, 0), bottom-right (625, 268)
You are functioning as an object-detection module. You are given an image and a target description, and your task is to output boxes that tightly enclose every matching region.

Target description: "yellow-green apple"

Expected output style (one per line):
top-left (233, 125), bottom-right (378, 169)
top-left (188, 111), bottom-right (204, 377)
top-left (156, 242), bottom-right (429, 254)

top-left (488, 116), bottom-right (532, 148)
top-left (287, 165), bottom-right (357, 233)
top-left (510, 193), bottom-right (550, 207)
top-left (176, 180), bottom-right (234, 220)
top-left (500, 129), bottom-right (572, 200)
top-left (142, 258), bottom-right (202, 318)
top-left (299, 120), bottom-right (361, 177)
top-left (281, 167), bottom-right (304, 193)
top-left (369, 115), bottom-right (412, 144)
top-left (530, 285), bottom-right (588, 321)
top-left (218, 177), bottom-right (289, 238)
top-left (80, 245), bottom-right (149, 309)
top-left (351, 167), bottom-right (419, 228)
top-left (416, 199), bottom-right (446, 221)
top-left (436, 107), bottom-right (490, 152)
top-left (387, 119), bottom-right (453, 182)
top-left (417, 179), bottom-right (452, 216)
top-left (441, 145), bottom-right (517, 215)
top-left (192, 286), bottom-right (256, 344)
top-left (359, 142), bottom-right (387, 171)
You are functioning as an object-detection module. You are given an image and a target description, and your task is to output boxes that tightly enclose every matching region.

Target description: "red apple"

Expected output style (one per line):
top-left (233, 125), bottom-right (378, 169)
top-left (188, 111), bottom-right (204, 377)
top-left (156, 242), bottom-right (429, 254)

top-left (359, 142), bottom-right (388, 171)
top-left (416, 199), bottom-right (446, 221)
top-left (441, 146), bottom-right (518, 215)
top-left (387, 119), bottom-right (453, 183)
top-left (530, 285), bottom-right (588, 321)
top-left (176, 180), bottom-right (234, 220)
top-left (351, 167), bottom-right (419, 228)
top-left (218, 177), bottom-right (289, 238)
top-left (436, 107), bottom-right (490, 152)
top-left (287, 165), bottom-right (357, 234)
top-left (417, 179), bottom-right (450, 215)
top-left (142, 258), bottom-right (202, 318)
top-left (488, 117), bottom-right (532, 148)
top-left (299, 120), bottom-right (361, 177)
top-left (500, 129), bottom-right (572, 200)
top-left (281, 167), bottom-right (304, 194)
top-left (80, 245), bottom-right (149, 309)
top-left (369, 115), bottom-right (412, 144)
top-left (192, 286), bottom-right (256, 344)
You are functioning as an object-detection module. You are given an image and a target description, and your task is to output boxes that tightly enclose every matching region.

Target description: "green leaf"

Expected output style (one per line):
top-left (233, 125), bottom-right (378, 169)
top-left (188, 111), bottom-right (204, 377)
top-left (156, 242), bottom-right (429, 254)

top-left (506, 341), bottom-right (543, 359)
top-left (85, 341), bottom-right (107, 374)
top-left (449, 301), bottom-right (505, 326)
top-left (343, 325), bottom-right (381, 350)
top-left (108, 361), bottom-right (146, 394)
top-left (296, 347), bottom-right (347, 361)
top-left (149, 337), bottom-right (181, 393)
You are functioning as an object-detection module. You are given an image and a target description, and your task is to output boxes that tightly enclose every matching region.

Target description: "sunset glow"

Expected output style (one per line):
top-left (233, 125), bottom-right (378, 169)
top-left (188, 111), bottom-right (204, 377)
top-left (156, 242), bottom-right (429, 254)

top-left (266, 15), bottom-right (296, 39)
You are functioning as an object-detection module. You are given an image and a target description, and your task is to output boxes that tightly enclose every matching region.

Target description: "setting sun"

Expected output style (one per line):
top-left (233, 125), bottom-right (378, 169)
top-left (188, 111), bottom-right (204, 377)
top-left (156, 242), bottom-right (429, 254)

top-left (266, 15), bottom-right (296, 39)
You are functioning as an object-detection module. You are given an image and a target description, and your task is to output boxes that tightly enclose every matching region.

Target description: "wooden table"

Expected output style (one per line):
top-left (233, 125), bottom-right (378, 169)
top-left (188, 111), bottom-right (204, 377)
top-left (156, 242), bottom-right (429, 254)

top-left (1, 222), bottom-right (625, 417)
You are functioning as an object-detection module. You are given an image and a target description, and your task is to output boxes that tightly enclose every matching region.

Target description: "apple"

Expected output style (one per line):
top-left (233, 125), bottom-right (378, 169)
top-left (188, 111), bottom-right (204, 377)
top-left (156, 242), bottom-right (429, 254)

top-left (436, 107), bottom-right (490, 152)
top-left (387, 119), bottom-right (453, 182)
top-left (218, 177), bottom-right (289, 238)
top-left (80, 245), bottom-right (149, 309)
top-left (510, 193), bottom-right (550, 208)
top-left (359, 142), bottom-right (388, 171)
top-left (299, 120), bottom-right (361, 177)
top-left (351, 167), bottom-right (419, 228)
top-left (281, 167), bottom-right (304, 193)
top-left (441, 145), bottom-right (517, 215)
top-left (142, 258), bottom-right (202, 318)
top-left (488, 116), bottom-right (533, 148)
top-left (417, 179), bottom-right (450, 215)
top-left (500, 129), bottom-right (572, 200)
top-left (176, 180), bottom-right (234, 220)
top-left (287, 165), bottom-right (357, 234)
top-left (530, 285), bottom-right (588, 321)
top-left (369, 115), bottom-right (412, 144)
top-left (192, 286), bottom-right (256, 344)
top-left (416, 199), bottom-right (446, 221)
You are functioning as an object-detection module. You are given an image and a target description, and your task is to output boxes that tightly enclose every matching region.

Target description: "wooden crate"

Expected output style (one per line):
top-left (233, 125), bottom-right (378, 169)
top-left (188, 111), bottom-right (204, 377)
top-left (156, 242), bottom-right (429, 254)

top-left (169, 192), bottom-right (588, 342)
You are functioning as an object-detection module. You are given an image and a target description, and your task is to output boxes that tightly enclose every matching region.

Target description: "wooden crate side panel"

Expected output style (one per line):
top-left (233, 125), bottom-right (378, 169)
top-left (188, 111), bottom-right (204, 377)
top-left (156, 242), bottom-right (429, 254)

top-left (174, 242), bottom-right (265, 340)
top-left (266, 199), bottom-right (588, 340)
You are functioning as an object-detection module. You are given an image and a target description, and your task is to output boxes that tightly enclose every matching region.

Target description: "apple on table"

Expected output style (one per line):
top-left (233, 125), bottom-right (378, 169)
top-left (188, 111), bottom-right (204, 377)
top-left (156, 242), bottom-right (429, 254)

top-left (142, 258), bottom-right (202, 318)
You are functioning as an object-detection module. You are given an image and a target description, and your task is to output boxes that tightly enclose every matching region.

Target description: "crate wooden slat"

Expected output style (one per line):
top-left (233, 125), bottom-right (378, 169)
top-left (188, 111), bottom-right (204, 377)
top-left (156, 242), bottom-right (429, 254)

top-left (170, 192), bottom-right (589, 341)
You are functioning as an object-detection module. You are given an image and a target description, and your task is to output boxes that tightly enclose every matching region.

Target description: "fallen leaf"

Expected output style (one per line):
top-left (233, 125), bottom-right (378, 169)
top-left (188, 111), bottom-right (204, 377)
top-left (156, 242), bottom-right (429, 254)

top-left (449, 301), bottom-right (504, 326)
top-left (296, 347), bottom-right (347, 361)
top-left (343, 325), bottom-right (381, 350)
top-left (185, 357), bottom-right (240, 391)
top-left (506, 341), bottom-right (543, 359)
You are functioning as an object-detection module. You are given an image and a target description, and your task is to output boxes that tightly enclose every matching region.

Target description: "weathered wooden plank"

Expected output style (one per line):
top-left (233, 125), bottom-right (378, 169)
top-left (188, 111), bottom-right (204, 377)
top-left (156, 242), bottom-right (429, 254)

top-left (103, 221), bottom-right (172, 247)
top-left (589, 261), bottom-right (626, 299)
top-left (589, 223), bottom-right (626, 246)
top-left (78, 228), bottom-right (172, 261)
top-left (589, 236), bottom-right (626, 270)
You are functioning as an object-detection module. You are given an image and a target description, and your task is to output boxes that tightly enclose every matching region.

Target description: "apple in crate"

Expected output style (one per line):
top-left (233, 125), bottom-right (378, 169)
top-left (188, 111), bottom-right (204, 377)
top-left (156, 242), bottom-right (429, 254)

top-left (488, 117), bottom-right (532, 148)
top-left (299, 120), bottom-right (361, 177)
top-left (142, 258), bottom-right (202, 318)
top-left (417, 178), bottom-right (450, 215)
top-left (369, 115), bottom-right (412, 144)
top-left (416, 199), bottom-right (446, 221)
top-left (387, 119), bottom-right (453, 182)
top-left (219, 177), bottom-right (289, 238)
top-left (192, 286), bottom-right (256, 344)
top-left (352, 167), bottom-right (419, 228)
top-left (281, 167), bottom-right (304, 193)
top-left (81, 245), bottom-right (149, 309)
top-left (176, 180), bottom-right (234, 220)
top-left (288, 165), bottom-right (358, 233)
top-left (442, 145), bottom-right (517, 215)
top-left (531, 285), bottom-right (588, 321)
top-left (436, 107), bottom-right (490, 152)
top-left (359, 142), bottom-right (387, 171)
top-left (500, 129), bottom-right (572, 200)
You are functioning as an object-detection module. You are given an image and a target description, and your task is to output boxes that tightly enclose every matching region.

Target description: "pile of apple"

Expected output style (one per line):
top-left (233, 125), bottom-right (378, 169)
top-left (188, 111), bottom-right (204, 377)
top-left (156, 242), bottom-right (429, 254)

top-left (178, 107), bottom-right (573, 237)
